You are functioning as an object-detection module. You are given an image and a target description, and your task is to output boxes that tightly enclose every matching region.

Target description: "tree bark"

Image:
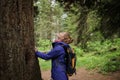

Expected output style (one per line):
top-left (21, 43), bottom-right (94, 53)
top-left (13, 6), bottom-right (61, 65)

top-left (75, 7), bottom-right (89, 48)
top-left (0, 0), bottom-right (42, 80)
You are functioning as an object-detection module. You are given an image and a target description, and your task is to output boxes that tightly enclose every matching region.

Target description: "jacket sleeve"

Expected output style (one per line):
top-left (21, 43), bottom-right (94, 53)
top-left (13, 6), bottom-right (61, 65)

top-left (35, 46), bottom-right (63, 60)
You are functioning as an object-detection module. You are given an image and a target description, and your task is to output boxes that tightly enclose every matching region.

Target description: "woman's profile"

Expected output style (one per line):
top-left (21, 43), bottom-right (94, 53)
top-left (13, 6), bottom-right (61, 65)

top-left (35, 32), bottom-right (73, 80)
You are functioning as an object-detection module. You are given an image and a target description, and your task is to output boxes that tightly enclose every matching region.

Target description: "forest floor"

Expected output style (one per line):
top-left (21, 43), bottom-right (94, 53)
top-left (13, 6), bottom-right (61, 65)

top-left (41, 68), bottom-right (120, 80)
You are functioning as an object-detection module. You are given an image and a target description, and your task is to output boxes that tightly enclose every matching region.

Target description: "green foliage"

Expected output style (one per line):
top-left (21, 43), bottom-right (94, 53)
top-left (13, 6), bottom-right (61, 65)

top-left (34, 0), bottom-right (120, 73)
top-left (86, 38), bottom-right (120, 54)
top-left (62, 13), bottom-right (77, 32)
top-left (77, 49), bottom-right (120, 73)
top-left (77, 38), bottom-right (120, 73)
top-left (36, 39), bottom-right (51, 51)
top-left (71, 45), bottom-right (84, 57)
top-left (76, 54), bottom-right (105, 69)
top-left (87, 40), bottom-right (110, 53)
top-left (38, 58), bottom-right (51, 70)
top-left (87, 11), bottom-right (101, 32)
top-left (34, 0), bottom-right (65, 41)
top-left (100, 50), bottom-right (120, 72)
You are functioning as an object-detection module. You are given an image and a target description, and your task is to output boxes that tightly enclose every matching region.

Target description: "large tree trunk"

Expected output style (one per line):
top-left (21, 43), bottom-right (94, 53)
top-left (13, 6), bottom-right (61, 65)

top-left (0, 0), bottom-right (42, 80)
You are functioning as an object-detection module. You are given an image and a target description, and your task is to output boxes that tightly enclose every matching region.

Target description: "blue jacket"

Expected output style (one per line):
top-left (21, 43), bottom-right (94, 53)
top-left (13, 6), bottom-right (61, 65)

top-left (35, 42), bottom-right (69, 80)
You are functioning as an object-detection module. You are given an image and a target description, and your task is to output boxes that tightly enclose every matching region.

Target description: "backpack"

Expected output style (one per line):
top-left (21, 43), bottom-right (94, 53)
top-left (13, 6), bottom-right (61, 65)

top-left (62, 46), bottom-right (77, 76)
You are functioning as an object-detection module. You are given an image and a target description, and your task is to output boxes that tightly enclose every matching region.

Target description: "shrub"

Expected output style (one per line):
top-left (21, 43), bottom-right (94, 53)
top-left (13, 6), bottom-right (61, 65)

top-left (100, 50), bottom-right (120, 72)
top-left (72, 45), bottom-right (84, 57)
top-left (36, 39), bottom-right (51, 51)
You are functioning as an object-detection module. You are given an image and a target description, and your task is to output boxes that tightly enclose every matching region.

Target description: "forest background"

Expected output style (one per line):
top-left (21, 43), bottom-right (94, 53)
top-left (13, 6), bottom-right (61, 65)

top-left (34, 0), bottom-right (120, 74)
top-left (0, 0), bottom-right (120, 80)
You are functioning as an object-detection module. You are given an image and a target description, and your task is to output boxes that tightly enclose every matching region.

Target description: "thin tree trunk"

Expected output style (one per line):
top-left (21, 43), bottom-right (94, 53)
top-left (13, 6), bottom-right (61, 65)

top-left (0, 0), bottom-right (42, 80)
top-left (76, 7), bottom-right (89, 48)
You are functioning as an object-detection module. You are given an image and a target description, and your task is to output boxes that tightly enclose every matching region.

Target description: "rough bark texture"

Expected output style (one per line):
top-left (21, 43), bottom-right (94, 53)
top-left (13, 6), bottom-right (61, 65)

top-left (0, 0), bottom-right (42, 80)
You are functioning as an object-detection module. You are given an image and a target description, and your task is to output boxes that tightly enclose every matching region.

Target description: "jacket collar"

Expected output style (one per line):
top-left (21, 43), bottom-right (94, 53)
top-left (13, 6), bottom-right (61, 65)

top-left (52, 41), bottom-right (69, 48)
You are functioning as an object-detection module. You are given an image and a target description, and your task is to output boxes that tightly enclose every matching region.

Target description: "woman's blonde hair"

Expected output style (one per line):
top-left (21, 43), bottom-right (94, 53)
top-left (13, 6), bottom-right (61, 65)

top-left (57, 32), bottom-right (73, 44)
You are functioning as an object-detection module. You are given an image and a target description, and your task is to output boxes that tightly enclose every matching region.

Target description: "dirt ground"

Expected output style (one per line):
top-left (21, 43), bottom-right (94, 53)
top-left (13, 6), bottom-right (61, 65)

top-left (41, 68), bottom-right (120, 80)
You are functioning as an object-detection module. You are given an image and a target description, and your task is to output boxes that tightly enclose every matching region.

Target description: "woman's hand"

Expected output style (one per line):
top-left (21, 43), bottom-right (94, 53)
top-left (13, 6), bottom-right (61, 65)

top-left (35, 47), bottom-right (38, 52)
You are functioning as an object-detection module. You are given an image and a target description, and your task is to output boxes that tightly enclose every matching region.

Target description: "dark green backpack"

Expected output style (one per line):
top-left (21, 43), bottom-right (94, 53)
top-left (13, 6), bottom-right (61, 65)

top-left (62, 46), bottom-right (77, 76)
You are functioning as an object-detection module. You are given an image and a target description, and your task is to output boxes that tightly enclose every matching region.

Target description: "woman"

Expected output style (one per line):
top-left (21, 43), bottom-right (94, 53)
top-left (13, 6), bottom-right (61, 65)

top-left (35, 32), bottom-right (73, 80)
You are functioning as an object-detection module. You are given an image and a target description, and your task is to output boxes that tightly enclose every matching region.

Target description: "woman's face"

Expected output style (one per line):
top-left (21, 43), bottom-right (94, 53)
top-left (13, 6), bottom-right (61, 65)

top-left (53, 33), bottom-right (64, 42)
top-left (57, 33), bottom-right (64, 41)
top-left (52, 35), bottom-right (60, 42)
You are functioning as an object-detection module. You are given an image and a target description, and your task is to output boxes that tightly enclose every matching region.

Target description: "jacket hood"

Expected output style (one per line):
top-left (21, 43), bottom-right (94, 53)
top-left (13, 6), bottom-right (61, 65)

top-left (52, 41), bottom-right (69, 48)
